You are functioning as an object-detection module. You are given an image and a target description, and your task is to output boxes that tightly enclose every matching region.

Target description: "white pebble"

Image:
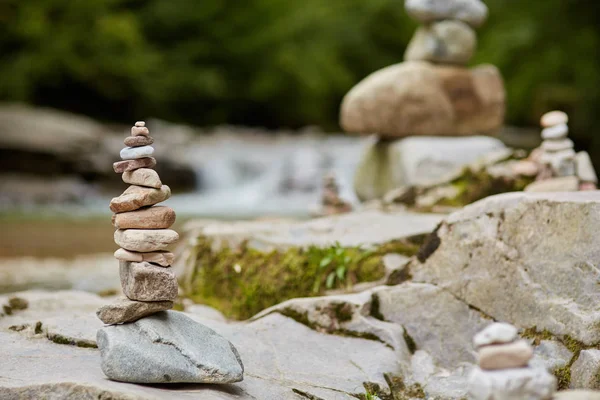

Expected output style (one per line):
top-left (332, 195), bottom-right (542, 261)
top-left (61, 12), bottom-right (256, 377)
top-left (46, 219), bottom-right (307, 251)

top-left (120, 146), bottom-right (154, 160)
top-left (541, 124), bottom-right (568, 140)
top-left (473, 322), bottom-right (518, 349)
top-left (540, 111), bottom-right (568, 128)
top-left (135, 121), bottom-right (146, 127)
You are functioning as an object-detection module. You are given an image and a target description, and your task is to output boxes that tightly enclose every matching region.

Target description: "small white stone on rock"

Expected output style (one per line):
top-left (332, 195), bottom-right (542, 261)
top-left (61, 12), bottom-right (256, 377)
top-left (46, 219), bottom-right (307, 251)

top-left (569, 349), bottom-right (600, 389)
top-left (541, 139), bottom-right (574, 152)
top-left (541, 123), bottom-right (569, 140)
top-left (120, 145), bottom-right (154, 160)
top-left (478, 340), bottom-right (533, 370)
top-left (524, 176), bottom-right (580, 193)
top-left (576, 151), bottom-right (598, 183)
top-left (135, 121), bottom-right (146, 127)
top-left (541, 111), bottom-right (568, 128)
top-left (473, 322), bottom-right (518, 349)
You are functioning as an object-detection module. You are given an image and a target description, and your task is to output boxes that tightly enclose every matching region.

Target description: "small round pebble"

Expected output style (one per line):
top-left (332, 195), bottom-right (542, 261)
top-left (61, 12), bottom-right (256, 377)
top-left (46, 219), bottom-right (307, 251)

top-left (541, 111), bottom-right (568, 128)
top-left (135, 121), bottom-right (146, 127)
top-left (132, 126), bottom-right (150, 136)
top-left (541, 123), bottom-right (568, 140)
top-left (473, 322), bottom-right (518, 349)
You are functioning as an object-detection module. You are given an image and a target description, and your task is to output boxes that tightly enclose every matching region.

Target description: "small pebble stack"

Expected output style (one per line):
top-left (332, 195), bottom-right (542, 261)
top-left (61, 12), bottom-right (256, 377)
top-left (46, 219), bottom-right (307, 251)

top-left (525, 111), bottom-right (598, 192)
top-left (320, 173), bottom-right (352, 216)
top-left (404, 0), bottom-right (488, 65)
top-left (538, 111), bottom-right (576, 178)
top-left (97, 121), bottom-right (179, 325)
top-left (468, 323), bottom-right (556, 400)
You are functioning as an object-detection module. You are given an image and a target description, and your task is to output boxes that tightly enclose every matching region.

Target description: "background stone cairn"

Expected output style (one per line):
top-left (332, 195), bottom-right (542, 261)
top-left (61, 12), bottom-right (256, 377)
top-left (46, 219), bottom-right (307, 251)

top-left (97, 121), bottom-right (179, 324)
top-left (468, 323), bottom-right (556, 400)
top-left (318, 173), bottom-right (352, 216)
top-left (525, 111), bottom-right (598, 192)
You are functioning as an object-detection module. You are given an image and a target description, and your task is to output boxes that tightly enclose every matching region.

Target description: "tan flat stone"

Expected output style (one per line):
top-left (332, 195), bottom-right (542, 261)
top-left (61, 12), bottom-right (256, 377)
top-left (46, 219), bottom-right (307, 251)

top-left (143, 251), bottom-right (175, 267)
top-left (124, 136), bottom-right (153, 147)
top-left (114, 248), bottom-right (174, 266)
top-left (96, 297), bottom-right (173, 324)
top-left (120, 261), bottom-right (178, 301)
top-left (122, 168), bottom-right (162, 189)
top-left (114, 229), bottom-right (179, 252)
top-left (114, 248), bottom-right (143, 262)
top-left (112, 206), bottom-right (176, 229)
top-left (113, 157), bottom-right (156, 173)
top-left (478, 340), bottom-right (533, 370)
top-left (109, 185), bottom-right (170, 213)
top-left (131, 126), bottom-right (149, 136)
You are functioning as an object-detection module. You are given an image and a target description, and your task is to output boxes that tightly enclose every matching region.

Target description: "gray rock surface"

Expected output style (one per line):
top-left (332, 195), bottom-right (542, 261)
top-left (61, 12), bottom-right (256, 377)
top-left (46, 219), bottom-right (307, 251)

top-left (374, 282), bottom-right (489, 368)
top-left (405, 20), bottom-right (477, 65)
top-left (405, 0), bottom-right (489, 27)
top-left (570, 349), bottom-right (600, 389)
top-left (524, 176), bottom-right (579, 192)
top-left (120, 261), bottom-right (178, 301)
top-left (531, 340), bottom-right (573, 372)
top-left (555, 391), bottom-right (600, 400)
top-left (468, 366), bottom-right (556, 400)
top-left (0, 290), bottom-right (405, 399)
top-left (411, 191), bottom-right (600, 345)
top-left (97, 297), bottom-right (173, 324)
top-left (353, 135), bottom-right (506, 200)
top-left (97, 311), bottom-right (244, 383)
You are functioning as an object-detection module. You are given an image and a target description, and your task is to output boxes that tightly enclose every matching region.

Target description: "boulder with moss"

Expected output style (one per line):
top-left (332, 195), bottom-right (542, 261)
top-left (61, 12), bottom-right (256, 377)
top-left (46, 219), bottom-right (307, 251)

top-left (174, 210), bottom-right (444, 320)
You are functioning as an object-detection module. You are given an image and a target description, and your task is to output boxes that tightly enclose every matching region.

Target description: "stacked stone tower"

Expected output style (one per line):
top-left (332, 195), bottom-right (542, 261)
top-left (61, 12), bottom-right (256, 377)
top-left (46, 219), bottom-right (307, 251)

top-left (468, 323), bottom-right (556, 400)
top-left (340, 0), bottom-right (506, 201)
top-left (319, 173), bottom-right (352, 216)
top-left (97, 121), bottom-right (179, 324)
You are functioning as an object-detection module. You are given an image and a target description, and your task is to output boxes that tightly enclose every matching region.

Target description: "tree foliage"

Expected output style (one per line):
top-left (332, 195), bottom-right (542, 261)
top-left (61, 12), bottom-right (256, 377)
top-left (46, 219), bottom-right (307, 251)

top-left (1, 0), bottom-right (599, 140)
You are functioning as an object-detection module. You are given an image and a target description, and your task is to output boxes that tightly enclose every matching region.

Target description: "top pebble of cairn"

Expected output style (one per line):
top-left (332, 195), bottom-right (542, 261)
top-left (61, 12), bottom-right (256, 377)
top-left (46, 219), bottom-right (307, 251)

top-left (405, 0), bottom-right (489, 28)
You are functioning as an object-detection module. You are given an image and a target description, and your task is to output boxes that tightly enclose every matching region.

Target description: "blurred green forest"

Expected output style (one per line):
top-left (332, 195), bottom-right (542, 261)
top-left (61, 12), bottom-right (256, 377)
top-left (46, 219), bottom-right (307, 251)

top-left (1, 0), bottom-right (600, 141)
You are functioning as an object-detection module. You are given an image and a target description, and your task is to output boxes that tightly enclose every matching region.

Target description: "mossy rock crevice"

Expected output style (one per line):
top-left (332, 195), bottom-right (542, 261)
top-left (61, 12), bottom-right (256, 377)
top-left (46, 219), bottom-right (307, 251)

top-left (185, 236), bottom-right (423, 320)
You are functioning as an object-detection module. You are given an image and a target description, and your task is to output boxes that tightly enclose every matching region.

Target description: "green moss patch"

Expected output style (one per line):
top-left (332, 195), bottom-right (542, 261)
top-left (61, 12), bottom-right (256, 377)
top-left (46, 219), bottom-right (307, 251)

top-left (433, 167), bottom-right (534, 209)
top-left (356, 374), bottom-right (425, 400)
top-left (186, 237), bottom-right (421, 320)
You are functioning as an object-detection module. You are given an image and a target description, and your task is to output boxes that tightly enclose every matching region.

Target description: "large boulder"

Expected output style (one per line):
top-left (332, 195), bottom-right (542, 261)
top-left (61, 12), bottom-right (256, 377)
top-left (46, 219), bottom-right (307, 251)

top-left (411, 191), bottom-right (600, 345)
top-left (353, 135), bottom-right (507, 201)
top-left (340, 61), bottom-right (505, 138)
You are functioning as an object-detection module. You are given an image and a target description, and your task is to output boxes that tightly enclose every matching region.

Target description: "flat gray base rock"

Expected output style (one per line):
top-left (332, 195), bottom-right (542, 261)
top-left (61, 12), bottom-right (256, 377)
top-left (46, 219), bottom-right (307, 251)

top-left (97, 310), bottom-right (244, 384)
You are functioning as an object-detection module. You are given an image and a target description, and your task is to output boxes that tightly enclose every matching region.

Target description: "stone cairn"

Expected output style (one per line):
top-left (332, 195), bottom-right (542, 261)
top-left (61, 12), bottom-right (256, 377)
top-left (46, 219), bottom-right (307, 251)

top-left (340, 0), bottom-right (506, 201)
top-left (525, 111), bottom-right (598, 192)
top-left (95, 122), bottom-right (244, 385)
top-left (318, 173), bottom-right (352, 216)
top-left (97, 121), bottom-right (179, 324)
top-left (468, 323), bottom-right (556, 400)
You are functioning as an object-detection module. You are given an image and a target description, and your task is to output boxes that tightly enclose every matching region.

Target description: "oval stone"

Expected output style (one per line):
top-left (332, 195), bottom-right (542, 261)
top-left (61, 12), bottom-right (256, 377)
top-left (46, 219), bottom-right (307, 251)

top-left (114, 229), bottom-right (179, 252)
top-left (541, 111), bottom-right (568, 128)
top-left (112, 206), bottom-right (176, 229)
top-left (120, 146), bottom-right (154, 160)
top-left (109, 185), bottom-right (170, 213)
top-left (113, 157), bottom-right (156, 174)
top-left (122, 168), bottom-right (162, 189)
top-left (124, 136), bottom-right (154, 147)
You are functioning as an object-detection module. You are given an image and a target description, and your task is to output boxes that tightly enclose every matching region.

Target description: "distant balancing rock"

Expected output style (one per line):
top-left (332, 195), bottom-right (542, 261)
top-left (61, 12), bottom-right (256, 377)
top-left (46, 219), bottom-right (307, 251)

top-left (340, 0), bottom-right (504, 139)
top-left (524, 111), bottom-right (598, 192)
top-left (96, 121), bottom-right (244, 384)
